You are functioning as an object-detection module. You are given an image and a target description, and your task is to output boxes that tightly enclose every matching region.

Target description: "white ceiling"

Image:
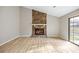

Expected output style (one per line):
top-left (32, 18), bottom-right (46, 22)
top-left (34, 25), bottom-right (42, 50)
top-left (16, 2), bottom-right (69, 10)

top-left (25, 6), bottom-right (79, 17)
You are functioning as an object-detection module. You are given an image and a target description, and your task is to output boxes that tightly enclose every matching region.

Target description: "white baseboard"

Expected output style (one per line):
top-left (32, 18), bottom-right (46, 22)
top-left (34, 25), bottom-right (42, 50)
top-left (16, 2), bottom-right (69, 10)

top-left (0, 35), bottom-right (20, 46)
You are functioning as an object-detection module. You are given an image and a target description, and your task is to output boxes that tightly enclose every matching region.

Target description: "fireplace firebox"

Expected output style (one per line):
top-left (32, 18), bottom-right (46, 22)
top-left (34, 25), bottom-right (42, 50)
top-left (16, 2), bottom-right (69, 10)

top-left (35, 28), bottom-right (44, 35)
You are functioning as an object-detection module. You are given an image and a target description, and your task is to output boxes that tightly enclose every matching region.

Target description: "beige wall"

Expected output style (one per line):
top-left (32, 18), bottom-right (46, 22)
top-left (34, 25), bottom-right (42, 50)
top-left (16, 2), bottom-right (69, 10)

top-left (0, 7), bottom-right (20, 44)
top-left (20, 7), bottom-right (32, 37)
top-left (60, 9), bottom-right (79, 40)
top-left (47, 15), bottom-right (59, 37)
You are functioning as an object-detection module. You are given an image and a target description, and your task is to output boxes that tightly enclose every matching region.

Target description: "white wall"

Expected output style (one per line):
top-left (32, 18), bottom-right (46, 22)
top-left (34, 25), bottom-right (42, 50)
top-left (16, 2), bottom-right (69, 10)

top-left (60, 9), bottom-right (79, 40)
top-left (0, 7), bottom-right (20, 45)
top-left (47, 15), bottom-right (59, 37)
top-left (20, 7), bottom-right (60, 37)
top-left (20, 7), bottom-right (32, 37)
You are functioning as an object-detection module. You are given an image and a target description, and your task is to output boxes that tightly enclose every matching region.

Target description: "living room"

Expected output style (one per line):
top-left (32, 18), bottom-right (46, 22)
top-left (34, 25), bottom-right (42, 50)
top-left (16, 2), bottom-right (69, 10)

top-left (0, 6), bottom-right (79, 53)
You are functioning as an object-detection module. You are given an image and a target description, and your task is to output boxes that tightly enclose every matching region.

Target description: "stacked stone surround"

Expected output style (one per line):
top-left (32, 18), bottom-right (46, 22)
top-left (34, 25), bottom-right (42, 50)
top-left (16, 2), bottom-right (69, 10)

top-left (32, 10), bottom-right (46, 24)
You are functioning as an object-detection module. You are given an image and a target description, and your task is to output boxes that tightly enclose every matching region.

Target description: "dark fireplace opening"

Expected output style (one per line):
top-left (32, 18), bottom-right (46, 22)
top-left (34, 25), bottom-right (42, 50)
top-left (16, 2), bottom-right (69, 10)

top-left (35, 28), bottom-right (44, 35)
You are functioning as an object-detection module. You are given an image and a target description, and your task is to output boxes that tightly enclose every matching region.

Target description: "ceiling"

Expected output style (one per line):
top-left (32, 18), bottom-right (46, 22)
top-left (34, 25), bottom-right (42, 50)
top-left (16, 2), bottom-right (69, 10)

top-left (25, 6), bottom-right (79, 17)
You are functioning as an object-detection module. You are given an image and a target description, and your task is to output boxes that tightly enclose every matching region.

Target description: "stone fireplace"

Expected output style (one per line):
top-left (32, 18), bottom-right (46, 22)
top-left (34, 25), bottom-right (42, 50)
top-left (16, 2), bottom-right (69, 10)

top-left (32, 10), bottom-right (47, 36)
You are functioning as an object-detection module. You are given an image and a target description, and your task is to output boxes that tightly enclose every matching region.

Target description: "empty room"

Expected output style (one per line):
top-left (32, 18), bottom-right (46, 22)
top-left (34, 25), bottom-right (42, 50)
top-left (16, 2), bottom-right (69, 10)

top-left (0, 6), bottom-right (79, 53)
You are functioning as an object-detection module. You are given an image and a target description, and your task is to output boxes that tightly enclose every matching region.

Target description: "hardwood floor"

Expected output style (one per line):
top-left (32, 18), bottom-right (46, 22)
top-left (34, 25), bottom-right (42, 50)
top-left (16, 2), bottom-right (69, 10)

top-left (0, 37), bottom-right (79, 53)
